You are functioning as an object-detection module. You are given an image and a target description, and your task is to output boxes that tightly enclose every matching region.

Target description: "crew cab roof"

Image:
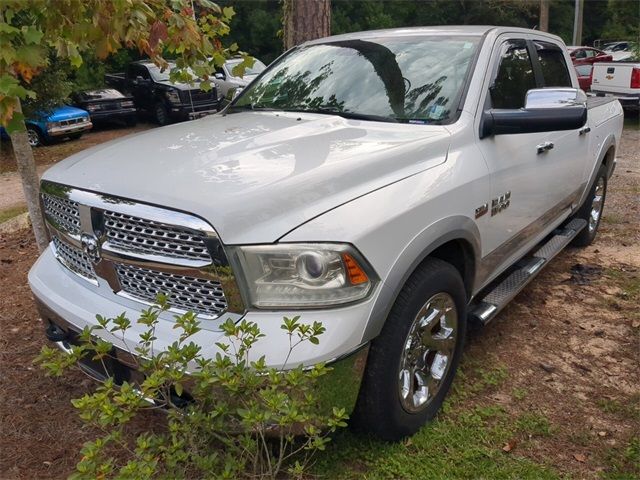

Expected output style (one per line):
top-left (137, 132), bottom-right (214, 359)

top-left (303, 25), bottom-right (564, 45)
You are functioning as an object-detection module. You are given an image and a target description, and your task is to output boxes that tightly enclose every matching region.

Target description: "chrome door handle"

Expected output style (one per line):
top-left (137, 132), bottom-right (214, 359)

top-left (579, 126), bottom-right (591, 135)
top-left (536, 141), bottom-right (554, 154)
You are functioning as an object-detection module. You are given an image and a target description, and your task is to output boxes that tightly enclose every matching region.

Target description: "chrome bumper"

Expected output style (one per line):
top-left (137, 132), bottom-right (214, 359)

top-left (47, 120), bottom-right (93, 137)
top-left (34, 294), bottom-right (368, 416)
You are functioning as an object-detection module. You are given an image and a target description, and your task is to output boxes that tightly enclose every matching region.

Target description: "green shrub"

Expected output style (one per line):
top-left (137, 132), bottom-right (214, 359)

top-left (37, 295), bottom-right (348, 479)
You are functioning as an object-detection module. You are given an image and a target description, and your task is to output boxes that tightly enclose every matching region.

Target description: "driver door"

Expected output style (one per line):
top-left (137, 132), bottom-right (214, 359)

top-left (475, 36), bottom-right (588, 278)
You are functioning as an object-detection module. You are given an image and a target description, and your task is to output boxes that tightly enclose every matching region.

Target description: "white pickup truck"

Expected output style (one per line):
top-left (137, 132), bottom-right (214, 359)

top-left (29, 26), bottom-right (624, 440)
top-left (591, 61), bottom-right (640, 110)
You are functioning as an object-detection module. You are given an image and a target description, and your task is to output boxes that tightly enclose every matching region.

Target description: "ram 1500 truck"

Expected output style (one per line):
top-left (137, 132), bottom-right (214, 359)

top-left (30, 26), bottom-right (624, 440)
top-left (105, 60), bottom-right (220, 125)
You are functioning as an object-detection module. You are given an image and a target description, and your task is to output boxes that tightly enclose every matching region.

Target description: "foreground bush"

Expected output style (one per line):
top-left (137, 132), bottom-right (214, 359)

top-left (37, 296), bottom-right (347, 479)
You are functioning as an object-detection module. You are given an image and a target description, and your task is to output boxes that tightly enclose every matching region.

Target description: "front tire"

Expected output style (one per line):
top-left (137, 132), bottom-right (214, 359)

top-left (154, 102), bottom-right (170, 126)
top-left (352, 258), bottom-right (467, 441)
top-left (27, 127), bottom-right (44, 147)
top-left (571, 163), bottom-right (608, 247)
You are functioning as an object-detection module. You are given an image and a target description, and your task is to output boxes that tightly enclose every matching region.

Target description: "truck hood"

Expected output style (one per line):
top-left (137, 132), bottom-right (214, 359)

top-left (43, 105), bottom-right (89, 122)
top-left (43, 111), bottom-right (451, 244)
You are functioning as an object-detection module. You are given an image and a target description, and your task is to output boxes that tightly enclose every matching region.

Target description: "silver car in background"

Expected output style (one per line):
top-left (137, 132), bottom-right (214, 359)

top-left (213, 57), bottom-right (267, 101)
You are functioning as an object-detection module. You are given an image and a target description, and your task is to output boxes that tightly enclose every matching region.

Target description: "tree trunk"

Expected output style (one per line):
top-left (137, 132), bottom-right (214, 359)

top-left (539, 0), bottom-right (549, 32)
top-left (283, 0), bottom-right (331, 50)
top-left (8, 98), bottom-right (49, 253)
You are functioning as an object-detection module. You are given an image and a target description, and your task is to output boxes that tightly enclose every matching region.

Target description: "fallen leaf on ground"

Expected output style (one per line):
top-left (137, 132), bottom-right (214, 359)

top-left (573, 453), bottom-right (587, 463)
top-left (503, 440), bottom-right (517, 452)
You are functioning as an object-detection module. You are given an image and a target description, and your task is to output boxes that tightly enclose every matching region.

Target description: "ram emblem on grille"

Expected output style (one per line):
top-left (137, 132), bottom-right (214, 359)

top-left (80, 233), bottom-right (101, 263)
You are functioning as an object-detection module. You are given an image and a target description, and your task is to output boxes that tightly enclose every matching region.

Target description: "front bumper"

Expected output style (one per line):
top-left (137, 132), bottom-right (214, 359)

top-left (47, 120), bottom-right (93, 137)
top-left (34, 286), bottom-right (368, 416)
top-left (88, 108), bottom-right (137, 121)
top-left (29, 246), bottom-right (375, 411)
top-left (170, 102), bottom-right (220, 119)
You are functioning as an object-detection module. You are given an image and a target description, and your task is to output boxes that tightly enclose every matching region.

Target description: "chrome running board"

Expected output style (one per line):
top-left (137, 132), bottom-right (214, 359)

top-left (470, 218), bottom-right (587, 326)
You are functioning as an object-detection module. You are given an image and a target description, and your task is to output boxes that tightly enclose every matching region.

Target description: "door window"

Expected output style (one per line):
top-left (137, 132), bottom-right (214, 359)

top-left (534, 41), bottom-right (572, 87)
top-left (490, 40), bottom-right (536, 109)
top-left (584, 49), bottom-right (596, 58)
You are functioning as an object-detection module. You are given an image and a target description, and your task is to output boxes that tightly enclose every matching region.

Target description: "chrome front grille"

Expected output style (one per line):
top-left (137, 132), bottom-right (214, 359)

top-left (52, 236), bottom-right (96, 281)
top-left (59, 117), bottom-right (86, 126)
top-left (42, 193), bottom-right (81, 235)
top-left (103, 210), bottom-right (211, 261)
top-left (115, 264), bottom-right (227, 317)
top-left (41, 181), bottom-right (243, 319)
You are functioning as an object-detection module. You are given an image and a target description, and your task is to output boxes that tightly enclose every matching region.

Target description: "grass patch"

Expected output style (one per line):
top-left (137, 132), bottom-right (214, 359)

top-left (512, 388), bottom-right (527, 401)
top-left (0, 205), bottom-right (27, 224)
top-left (600, 436), bottom-right (640, 480)
top-left (313, 363), bottom-right (559, 479)
top-left (605, 268), bottom-right (640, 302)
top-left (516, 412), bottom-right (553, 438)
top-left (597, 395), bottom-right (640, 421)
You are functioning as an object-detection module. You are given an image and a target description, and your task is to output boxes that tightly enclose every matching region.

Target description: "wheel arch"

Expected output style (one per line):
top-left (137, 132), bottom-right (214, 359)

top-left (363, 216), bottom-right (480, 342)
top-left (576, 133), bottom-right (617, 211)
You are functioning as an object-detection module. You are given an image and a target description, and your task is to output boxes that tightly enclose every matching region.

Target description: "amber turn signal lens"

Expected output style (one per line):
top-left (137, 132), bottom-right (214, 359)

top-left (342, 253), bottom-right (369, 285)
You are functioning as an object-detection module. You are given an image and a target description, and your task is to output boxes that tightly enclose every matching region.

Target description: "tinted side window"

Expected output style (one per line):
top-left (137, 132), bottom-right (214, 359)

top-left (535, 41), bottom-right (572, 87)
top-left (491, 40), bottom-right (536, 109)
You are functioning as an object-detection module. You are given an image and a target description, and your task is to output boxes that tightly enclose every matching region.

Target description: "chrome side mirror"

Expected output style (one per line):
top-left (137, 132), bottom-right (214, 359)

top-left (525, 88), bottom-right (587, 109)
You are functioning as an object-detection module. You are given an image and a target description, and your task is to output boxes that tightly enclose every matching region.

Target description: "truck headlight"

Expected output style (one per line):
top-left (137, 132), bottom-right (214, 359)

top-left (165, 90), bottom-right (181, 104)
top-left (231, 244), bottom-right (377, 308)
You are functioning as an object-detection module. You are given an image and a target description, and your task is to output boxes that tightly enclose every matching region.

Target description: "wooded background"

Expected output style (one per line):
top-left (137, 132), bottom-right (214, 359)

top-left (58, 0), bottom-right (637, 94)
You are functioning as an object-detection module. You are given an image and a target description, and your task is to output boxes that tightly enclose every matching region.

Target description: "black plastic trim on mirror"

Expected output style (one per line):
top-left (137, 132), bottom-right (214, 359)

top-left (479, 106), bottom-right (587, 139)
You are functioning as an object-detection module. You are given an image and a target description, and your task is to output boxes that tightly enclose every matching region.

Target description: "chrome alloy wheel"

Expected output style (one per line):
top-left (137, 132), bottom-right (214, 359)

top-left (398, 292), bottom-right (458, 413)
top-left (589, 177), bottom-right (605, 233)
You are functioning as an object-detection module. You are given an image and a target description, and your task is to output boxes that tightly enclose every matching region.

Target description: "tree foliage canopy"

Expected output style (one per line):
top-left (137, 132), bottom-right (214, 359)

top-left (0, 0), bottom-right (248, 130)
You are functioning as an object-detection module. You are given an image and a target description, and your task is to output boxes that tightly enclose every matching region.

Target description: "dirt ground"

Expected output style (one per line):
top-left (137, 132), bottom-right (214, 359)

top-left (0, 123), bottom-right (153, 210)
top-left (0, 123), bottom-right (638, 479)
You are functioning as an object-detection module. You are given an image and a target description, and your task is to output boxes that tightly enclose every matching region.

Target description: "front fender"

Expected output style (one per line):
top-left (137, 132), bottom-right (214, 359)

top-left (362, 216), bottom-right (480, 340)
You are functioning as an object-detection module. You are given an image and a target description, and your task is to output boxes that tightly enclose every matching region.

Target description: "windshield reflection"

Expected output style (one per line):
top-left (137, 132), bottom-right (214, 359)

top-left (234, 36), bottom-right (480, 124)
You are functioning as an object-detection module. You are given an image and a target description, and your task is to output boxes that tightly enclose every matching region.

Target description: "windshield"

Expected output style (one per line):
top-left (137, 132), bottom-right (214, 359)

top-left (147, 63), bottom-right (198, 82)
top-left (233, 36), bottom-right (480, 124)
top-left (227, 58), bottom-right (267, 76)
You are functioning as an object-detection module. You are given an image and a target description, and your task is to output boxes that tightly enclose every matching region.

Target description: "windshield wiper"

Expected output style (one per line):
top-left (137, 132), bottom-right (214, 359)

top-left (225, 103), bottom-right (280, 114)
top-left (284, 108), bottom-right (398, 123)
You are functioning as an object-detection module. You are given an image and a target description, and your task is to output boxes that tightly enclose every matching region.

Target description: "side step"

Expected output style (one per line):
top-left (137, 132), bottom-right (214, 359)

top-left (470, 218), bottom-right (587, 326)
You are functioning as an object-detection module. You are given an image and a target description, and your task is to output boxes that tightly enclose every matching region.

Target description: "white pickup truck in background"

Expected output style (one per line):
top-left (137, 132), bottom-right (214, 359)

top-left (30, 26), bottom-right (624, 440)
top-left (592, 61), bottom-right (640, 110)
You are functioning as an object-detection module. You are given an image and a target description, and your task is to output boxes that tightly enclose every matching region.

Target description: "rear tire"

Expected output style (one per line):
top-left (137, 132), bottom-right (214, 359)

top-left (352, 258), bottom-right (467, 441)
top-left (571, 163), bottom-right (608, 247)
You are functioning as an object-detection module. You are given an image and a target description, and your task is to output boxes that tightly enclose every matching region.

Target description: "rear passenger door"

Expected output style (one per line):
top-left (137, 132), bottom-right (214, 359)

top-left (475, 36), bottom-right (588, 279)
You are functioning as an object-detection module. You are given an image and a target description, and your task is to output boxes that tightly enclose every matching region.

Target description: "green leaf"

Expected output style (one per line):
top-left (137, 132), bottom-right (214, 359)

top-left (21, 26), bottom-right (44, 44)
top-left (222, 6), bottom-right (235, 20)
top-left (4, 111), bottom-right (25, 133)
